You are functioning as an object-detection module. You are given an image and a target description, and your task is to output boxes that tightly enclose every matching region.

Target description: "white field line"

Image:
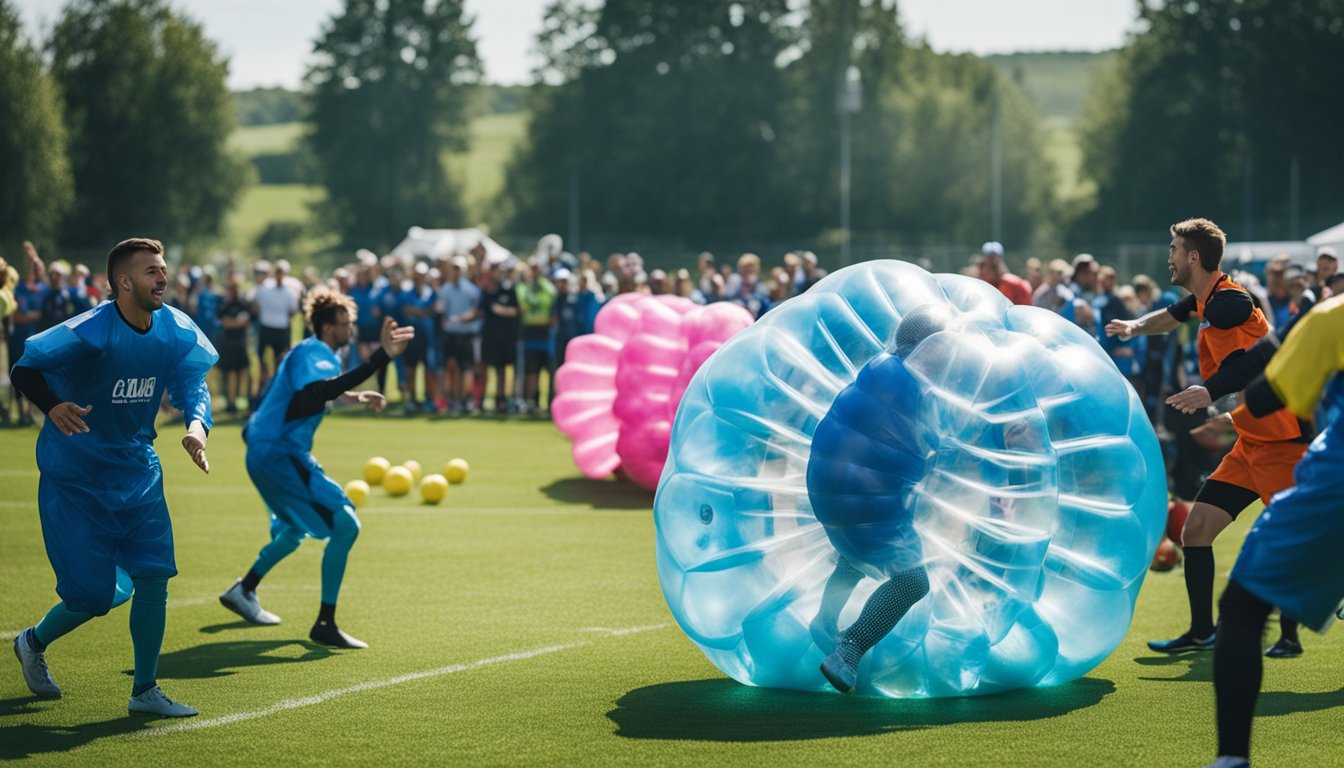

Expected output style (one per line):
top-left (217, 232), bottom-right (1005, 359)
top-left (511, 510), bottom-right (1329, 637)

top-left (135, 624), bottom-right (668, 737)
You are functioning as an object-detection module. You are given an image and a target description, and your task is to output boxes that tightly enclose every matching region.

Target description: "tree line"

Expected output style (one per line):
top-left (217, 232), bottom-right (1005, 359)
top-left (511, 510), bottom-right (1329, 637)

top-left (2, 0), bottom-right (1340, 259)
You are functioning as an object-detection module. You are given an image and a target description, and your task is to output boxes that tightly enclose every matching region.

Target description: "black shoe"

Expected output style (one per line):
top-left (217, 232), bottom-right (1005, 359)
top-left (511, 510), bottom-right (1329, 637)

top-left (1148, 631), bottom-right (1216, 653)
top-left (1264, 638), bottom-right (1303, 658)
top-left (309, 621), bottom-right (368, 649)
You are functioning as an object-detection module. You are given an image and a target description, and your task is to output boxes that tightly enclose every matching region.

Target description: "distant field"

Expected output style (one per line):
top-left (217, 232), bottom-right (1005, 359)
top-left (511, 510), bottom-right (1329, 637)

top-left (988, 51), bottom-right (1115, 121)
top-left (448, 111), bottom-right (529, 224)
top-left (1040, 116), bottom-right (1093, 207)
top-left (223, 183), bottom-right (328, 252)
top-left (229, 122), bottom-right (304, 157)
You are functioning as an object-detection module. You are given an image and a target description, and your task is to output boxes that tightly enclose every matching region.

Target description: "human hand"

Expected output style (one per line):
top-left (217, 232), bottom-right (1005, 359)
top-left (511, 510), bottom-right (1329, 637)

top-left (1167, 385), bottom-right (1213, 414)
top-left (182, 420), bottom-right (209, 473)
top-left (379, 317), bottom-right (415, 358)
top-left (356, 390), bottom-right (386, 413)
top-left (1189, 411), bottom-right (1234, 438)
top-left (49, 402), bottom-right (92, 436)
top-left (1104, 319), bottom-right (1135, 339)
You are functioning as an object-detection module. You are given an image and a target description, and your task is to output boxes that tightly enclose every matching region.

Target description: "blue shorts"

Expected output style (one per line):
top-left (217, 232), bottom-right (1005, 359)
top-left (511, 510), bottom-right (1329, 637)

top-left (246, 450), bottom-right (353, 540)
top-left (38, 473), bottom-right (176, 615)
top-left (1231, 426), bottom-right (1344, 631)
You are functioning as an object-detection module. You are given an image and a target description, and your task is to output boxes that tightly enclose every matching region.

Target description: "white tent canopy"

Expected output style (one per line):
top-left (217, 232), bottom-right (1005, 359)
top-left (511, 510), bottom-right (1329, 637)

top-left (1307, 220), bottom-right (1344, 253)
top-left (388, 227), bottom-right (514, 266)
top-left (1223, 240), bottom-right (1315, 269)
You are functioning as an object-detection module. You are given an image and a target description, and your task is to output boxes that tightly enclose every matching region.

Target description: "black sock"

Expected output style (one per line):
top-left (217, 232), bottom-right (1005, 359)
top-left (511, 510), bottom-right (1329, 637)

top-left (838, 567), bottom-right (930, 664)
top-left (1215, 580), bottom-right (1273, 758)
top-left (1278, 616), bottom-right (1300, 644)
top-left (241, 569), bottom-right (263, 593)
top-left (24, 627), bottom-right (47, 653)
top-left (317, 602), bottom-right (336, 625)
top-left (132, 680), bottom-right (157, 697)
top-left (1183, 545), bottom-right (1216, 638)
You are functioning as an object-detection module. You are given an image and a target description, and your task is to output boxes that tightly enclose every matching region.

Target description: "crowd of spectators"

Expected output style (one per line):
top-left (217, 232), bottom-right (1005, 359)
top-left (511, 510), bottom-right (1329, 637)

top-left (2, 233), bottom-right (1338, 488)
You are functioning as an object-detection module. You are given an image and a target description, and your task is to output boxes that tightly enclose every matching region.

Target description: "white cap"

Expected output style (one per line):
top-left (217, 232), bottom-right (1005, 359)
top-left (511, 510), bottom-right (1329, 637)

top-left (552, 268), bottom-right (573, 281)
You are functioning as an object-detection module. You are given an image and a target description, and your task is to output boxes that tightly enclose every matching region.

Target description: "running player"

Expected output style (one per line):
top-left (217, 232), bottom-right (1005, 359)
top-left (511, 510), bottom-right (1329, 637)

top-left (1206, 295), bottom-right (1343, 768)
top-left (219, 287), bottom-right (412, 648)
top-left (10, 237), bottom-right (216, 717)
top-left (1105, 218), bottom-right (1310, 653)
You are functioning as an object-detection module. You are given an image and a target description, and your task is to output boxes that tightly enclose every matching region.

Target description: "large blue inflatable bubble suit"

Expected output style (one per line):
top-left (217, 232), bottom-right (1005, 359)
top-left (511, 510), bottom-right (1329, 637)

top-left (654, 260), bottom-right (1166, 698)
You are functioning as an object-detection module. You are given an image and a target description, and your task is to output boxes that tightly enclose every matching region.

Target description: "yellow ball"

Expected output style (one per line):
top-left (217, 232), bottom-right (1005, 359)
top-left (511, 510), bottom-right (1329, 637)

top-left (344, 480), bottom-right (370, 508)
top-left (444, 458), bottom-right (470, 484)
top-left (364, 457), bottom-right (391, 485)
top-left (383, 466), bottom-right (414, 497)
top-left (420, 474), bottom-right (449, 504)
top-left (402, 459), bottom-right (423, 483)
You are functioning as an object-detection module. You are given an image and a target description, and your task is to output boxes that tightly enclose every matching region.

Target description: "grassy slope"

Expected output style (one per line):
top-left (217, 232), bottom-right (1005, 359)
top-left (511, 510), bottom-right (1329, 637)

top-left (1, 416), bottom-right (1341, 766)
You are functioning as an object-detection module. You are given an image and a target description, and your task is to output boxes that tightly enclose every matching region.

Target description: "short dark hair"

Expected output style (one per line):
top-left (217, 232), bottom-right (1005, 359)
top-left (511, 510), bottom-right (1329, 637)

top-left (303, 286), bottom-right (357, 338)
top-left (106, 237), bottom-right (164, 298)
top-left (1170, 218), bottom-right (1226, 272)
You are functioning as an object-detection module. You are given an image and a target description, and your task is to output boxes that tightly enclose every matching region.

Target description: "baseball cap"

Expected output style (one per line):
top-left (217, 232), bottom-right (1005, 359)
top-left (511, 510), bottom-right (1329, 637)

top-left (552, 268), bottom-right (573, 281)
top-left (981, 241), bottom-right (1004, 257)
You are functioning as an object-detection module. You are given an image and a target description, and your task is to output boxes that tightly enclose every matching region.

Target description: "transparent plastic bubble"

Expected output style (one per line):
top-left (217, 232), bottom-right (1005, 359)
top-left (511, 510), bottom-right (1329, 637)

top-left (552, 295), bottom-right (754, 489)
top-left (655, 261), bottom-right (1166, 697)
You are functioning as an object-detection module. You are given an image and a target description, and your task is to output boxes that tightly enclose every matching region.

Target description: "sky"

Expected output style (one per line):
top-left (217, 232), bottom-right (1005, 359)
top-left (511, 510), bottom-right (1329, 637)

top-left (12, 0), bottom-right (1140, 90)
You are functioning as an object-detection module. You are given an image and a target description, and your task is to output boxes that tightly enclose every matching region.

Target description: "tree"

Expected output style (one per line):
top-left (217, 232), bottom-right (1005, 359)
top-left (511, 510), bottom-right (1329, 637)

top-left (501, 0), bottom-right (797, 239)
top-left (1076, 0), bottom-right (1344, 240)
top-left (0, 0), bottom-right (73, 252)
top-left (48, 0), bottom-right (248, 247)
top-left (305, 0), bottom-right (482, 249)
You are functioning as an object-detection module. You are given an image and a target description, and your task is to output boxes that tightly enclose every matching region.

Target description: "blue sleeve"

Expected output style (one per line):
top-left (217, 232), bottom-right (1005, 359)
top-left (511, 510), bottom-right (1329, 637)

top-left (15, 310), bottom-right (100, 372)
top-left (166, 309), bottom-right (219, 431)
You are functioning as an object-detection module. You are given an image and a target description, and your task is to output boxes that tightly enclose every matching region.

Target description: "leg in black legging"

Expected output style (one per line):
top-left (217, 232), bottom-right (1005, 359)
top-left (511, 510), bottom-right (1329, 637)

top-left (1214, 579), bottom-right (1274, 760)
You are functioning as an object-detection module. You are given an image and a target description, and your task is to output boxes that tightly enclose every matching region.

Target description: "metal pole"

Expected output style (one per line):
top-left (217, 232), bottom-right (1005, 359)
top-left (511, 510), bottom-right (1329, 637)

top-left (990, 100), bottom-right (1002, 242)
top-left (840, 107), bottom-right (851, 267)
top-left (1289, 153), bottom-right (1300, 240)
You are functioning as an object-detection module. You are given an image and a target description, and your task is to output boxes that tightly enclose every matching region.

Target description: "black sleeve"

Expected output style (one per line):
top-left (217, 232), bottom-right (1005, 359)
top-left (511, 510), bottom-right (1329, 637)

top-left (284, 348), bottom-right (390, 422)
top-left (11, 365), bottom-right (63, 415)
top-left (1243, 373), bottom-right (1286, 418)
top-left (1203, 334), bottom-right (1279, 401)
top-left (1166, 294), bottom-right (1197, 323)
top-left (1202, 289), bottom-right (1255, 329)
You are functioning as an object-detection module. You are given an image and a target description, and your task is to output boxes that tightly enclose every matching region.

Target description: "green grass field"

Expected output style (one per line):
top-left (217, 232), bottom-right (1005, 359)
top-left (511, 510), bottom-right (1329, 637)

top-left (2, 416), bottom-right (1340, 765)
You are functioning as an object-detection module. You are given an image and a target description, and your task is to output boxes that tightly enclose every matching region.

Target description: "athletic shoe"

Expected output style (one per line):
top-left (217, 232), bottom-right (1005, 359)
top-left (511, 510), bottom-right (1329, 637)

top-left (820, 647), bottom-right (857, 693)
top-left (219, 580), bottom-right (281, 625)
top-left (309, 621), bottom-right (368, 649)
top-left (1203, 757), bottom-right (1250, 768)
top-left (1264, 638), bottom-right (1303, 658)
top-left (13, 628), bottom-right (61, 699)
top-left (1148, 631), bottom-right (1216, 653)
top-left (128, 686), bottom-right (198, 717)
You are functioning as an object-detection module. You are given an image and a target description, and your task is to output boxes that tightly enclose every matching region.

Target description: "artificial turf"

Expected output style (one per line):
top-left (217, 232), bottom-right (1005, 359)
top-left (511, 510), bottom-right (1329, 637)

top-left (1, 415), bottom-right (1340, 766)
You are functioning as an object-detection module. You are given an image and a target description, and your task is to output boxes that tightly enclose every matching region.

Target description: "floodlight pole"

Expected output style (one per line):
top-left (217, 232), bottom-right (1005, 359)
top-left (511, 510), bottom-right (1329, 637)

top-left (838, 66), bottom-right (862, 267)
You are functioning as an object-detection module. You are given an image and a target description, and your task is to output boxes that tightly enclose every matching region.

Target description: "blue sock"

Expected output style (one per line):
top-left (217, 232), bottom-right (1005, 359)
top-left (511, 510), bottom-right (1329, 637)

top-left (129, 577), bottom-right (169, 692)
top-left (320, 510), bottom-right (361, 605)
top-left (33, 602), bottom-right (95, 648)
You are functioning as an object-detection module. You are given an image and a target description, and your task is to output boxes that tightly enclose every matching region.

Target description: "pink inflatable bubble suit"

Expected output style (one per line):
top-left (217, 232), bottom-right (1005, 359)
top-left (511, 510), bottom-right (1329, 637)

top-left (552, 295), bottom-right (755, 490)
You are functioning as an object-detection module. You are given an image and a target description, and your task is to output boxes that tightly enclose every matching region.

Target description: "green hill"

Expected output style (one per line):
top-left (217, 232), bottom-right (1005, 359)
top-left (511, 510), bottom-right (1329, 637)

top-left (987, 50), bottom-right (1116, 121)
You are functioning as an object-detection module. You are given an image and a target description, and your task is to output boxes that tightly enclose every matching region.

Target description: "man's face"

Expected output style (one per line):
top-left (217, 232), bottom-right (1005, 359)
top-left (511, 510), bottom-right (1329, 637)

top-left (328, 309), bottom-right (353, 347)
top-left (1318, 255), bottom-right (1338, 282)
top-left (1099, 271), bottom-right (1116, 293)
top-left (123, 250), bottom-right (169, 311)
top-left (1166, 238), bottom-right (1194, 287)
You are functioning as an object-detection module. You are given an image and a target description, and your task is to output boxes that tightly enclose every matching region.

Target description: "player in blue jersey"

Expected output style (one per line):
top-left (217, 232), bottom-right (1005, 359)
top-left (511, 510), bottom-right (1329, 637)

top-left (1207, 296), bottom-right (1344, 768)
top-left (9, 237), bottom-right (216, 717)
top-left (220, 287), bottom-right (412, 648)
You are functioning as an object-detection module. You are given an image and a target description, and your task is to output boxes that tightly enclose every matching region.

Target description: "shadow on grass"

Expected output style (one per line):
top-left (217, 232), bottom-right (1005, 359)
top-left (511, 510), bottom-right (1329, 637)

top-left (540, 477), bottom-right (653, 511)
top-left (607, 676), bottom-right (1115, 741)
top-left (1132, 652), bottom-right (1213, 683)
top-left (1257, 686), bottom-right (1344, 718)
top-left (0, 702), bottom-right (152, 761)
top-left (122, 639), bottom-right (335, 680)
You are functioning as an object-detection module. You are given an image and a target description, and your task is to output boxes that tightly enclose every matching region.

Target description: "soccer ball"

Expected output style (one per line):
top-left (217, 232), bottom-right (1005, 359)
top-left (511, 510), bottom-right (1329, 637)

top-left (364, 457), bottom-right (392, 485)
top-left (344, 480), bottom-right (370, 508)
top-left (1166, 499), bottom-right (1190, 546)
top-left (383, 466), bottom-right (414, 497)
top-left (420, 474), bottom-right (449, 504)
top-left (1150, 538), bottom-right (1183, 572)
top-left (444, 458), bottom-right (470, 484)
top-left (402, 459), bottom-right (423, 483)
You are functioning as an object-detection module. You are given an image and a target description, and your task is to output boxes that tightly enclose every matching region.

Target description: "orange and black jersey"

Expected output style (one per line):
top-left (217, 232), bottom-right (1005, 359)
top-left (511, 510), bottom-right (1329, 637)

top-left (1166, 273), bottom-right (1310, 443)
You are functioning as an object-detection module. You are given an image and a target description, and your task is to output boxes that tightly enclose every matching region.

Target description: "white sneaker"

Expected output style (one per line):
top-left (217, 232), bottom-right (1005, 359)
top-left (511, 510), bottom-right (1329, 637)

top-left (13, 629), bottom-right (61, 699)
top-left (219, 580), bottom-right (281, 625)
top-left (128, 686), bottom-right (198, 717)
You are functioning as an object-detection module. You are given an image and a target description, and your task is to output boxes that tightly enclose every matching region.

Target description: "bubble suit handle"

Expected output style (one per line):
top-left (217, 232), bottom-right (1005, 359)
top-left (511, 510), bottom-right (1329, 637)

top-left (654, 260), bottom-right (1166, 698)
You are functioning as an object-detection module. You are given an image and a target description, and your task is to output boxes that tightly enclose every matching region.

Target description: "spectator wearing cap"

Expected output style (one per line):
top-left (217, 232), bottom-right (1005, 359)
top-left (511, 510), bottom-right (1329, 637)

top-left (252, 260), bottom-right (300, 397)
top-left (517, 263), bottom-right (556, 415)
top-left (550, 267), bottom-right (601, 383)
top-left (347, 253), bottom-right (388, 392)
top-left (1316, 247), bottom-right (1337, 299)
top-left (435, 256), bottom-right (481, 416)
top-left (976, 242), bottom-right (1032, 305)
top-left (38, 261), bottom-right (84, 331)
top-left (1068, 253), bottom-right (1099, 303)
top-left (727, 253), bottom-right (772, 318)
top-left (799, 251), bottom-right (827, 293)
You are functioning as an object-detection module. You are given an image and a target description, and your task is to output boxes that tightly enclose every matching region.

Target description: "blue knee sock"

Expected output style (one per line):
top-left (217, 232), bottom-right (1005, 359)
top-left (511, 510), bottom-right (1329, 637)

top-left (320, 511), bottom-right (361, 606)
top-left (129, 577), bottom-right (169, 693)
top-left (250, 528), bottom-right (304, 580)
top-left (33, 602), bottom-right (96, 649)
